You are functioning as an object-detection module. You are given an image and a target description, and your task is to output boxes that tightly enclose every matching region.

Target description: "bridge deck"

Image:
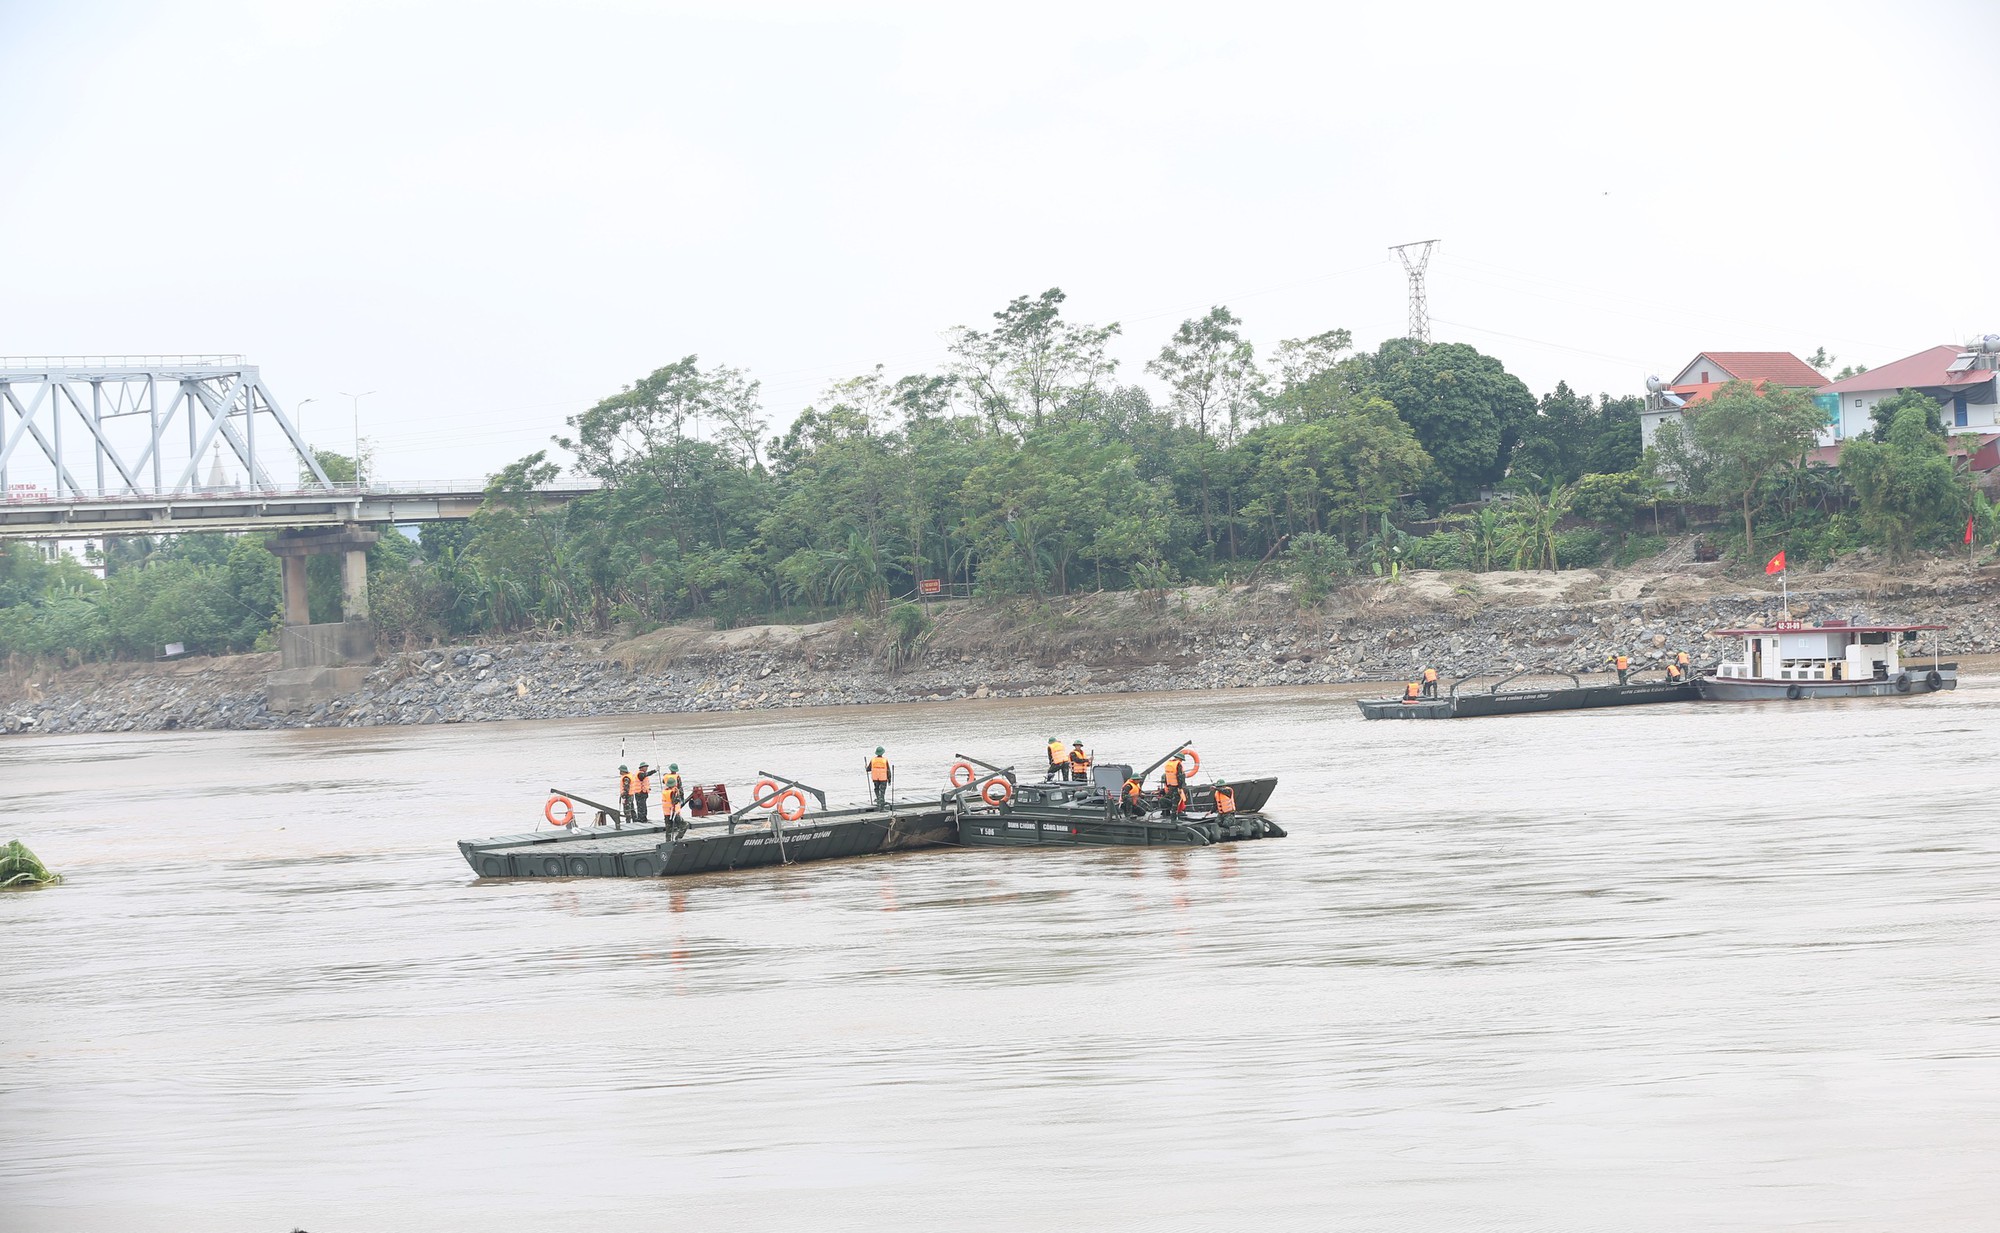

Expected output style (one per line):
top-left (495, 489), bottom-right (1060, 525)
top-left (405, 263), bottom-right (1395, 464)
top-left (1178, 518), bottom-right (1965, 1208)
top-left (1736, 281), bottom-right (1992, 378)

top-left (0, 483), bottom-right (596, 537)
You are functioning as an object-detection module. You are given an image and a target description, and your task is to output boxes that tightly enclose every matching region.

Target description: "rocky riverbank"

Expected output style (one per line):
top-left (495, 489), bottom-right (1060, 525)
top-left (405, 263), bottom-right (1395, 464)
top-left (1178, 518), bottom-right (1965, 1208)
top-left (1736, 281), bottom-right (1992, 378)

top-left (6, 554), bottom-right (1998, 736)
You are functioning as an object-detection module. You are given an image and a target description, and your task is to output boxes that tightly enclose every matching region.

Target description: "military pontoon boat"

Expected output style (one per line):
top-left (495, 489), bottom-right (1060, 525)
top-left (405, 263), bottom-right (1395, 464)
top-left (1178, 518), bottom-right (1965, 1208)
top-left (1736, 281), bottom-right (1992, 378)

top-left (457, 742), bottom-right (1284, 879)
top-left (1357, 668), bottom-right (1698, 719)
top-left (943, 747), bottom-right (1285, 849)
top-left (458, 773), bottom-right (956, 879)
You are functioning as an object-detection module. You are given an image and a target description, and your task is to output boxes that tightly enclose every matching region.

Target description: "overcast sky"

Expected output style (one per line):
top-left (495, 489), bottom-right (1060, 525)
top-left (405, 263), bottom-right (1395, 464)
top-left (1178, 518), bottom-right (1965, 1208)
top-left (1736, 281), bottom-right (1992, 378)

top-left (2, 0), bottom-right (1995, 489)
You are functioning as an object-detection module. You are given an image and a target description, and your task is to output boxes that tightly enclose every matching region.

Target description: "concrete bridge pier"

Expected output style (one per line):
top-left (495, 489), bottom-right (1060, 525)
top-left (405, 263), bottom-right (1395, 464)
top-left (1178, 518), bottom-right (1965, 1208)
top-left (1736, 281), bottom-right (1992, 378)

top-left (265, 525), bottom-right (380, 712)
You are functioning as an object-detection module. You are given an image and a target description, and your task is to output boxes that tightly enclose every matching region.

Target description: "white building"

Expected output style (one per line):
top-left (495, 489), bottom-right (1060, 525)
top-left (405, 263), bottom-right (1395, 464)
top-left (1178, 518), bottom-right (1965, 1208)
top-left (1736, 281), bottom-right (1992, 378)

top-left (1816, 338), bottom-right (2000, 443)
top-left (1640, 351), bottom-right (1830, 450)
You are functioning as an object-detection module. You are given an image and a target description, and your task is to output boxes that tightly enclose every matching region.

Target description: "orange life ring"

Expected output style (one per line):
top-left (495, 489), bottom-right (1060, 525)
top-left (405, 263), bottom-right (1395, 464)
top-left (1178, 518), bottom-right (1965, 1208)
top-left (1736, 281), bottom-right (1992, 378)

top-left (545, 795), bottom-right (575, 827)
top-left (776, 789), bottom-right (807, 821)
top-left (981, 778), bottom-right (1013, 806)
top-left (1179, 748), bottom-right (1201, 776)
top-left (752, 778), bottom-right (781, 807)
top-left (949, 761), bottom-right (977, 788)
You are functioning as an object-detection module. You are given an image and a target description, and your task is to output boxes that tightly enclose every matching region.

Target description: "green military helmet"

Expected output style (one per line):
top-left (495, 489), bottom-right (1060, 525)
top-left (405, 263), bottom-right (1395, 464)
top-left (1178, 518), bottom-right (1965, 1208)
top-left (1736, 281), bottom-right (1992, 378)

top-left (1216, 778), bottom-right (1228, 785)
top-left (619, 764), bottom-right (629, 772)
top-left (875, 746), bottom-right (884, 755)
top-left (669, 763), bottom-right (678, 772)
top-left (637, 762), bottom-right (650, 770)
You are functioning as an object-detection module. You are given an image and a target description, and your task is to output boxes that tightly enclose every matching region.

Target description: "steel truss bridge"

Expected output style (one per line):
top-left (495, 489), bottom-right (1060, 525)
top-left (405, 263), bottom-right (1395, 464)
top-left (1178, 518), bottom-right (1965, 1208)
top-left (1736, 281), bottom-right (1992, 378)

top-left (0, 356), bottom-right (593, 539)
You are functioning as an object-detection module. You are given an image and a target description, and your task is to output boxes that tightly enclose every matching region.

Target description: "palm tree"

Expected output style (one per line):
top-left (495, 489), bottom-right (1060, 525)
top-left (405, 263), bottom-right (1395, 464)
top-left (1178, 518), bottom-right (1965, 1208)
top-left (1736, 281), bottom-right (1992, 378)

top-left (1501, 478), bottom-right (1575, 571)
top-left (816, 529), bottom-right (892, 615)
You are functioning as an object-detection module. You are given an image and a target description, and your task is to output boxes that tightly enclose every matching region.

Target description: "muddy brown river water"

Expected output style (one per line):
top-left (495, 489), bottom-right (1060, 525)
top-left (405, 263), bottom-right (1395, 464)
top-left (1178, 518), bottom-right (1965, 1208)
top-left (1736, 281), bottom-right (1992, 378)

top-left (4, 683), bottom-right (1998, 1231)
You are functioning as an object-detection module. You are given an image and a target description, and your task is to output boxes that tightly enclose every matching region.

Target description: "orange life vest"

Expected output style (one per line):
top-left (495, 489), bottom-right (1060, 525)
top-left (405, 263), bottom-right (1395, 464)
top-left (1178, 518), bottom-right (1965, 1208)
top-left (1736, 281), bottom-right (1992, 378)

top-left (1615, 655), bottom-right (1630, 670)
top-left (634, 771), bottom-right (652, 794)
top-left (660, 772), bottom-right (680, 798)
top-left (1069, 747), bottom-right (1091, 773)
top-left (1404, 682), bottom-right (1422, 700)
top-left (1215, 787), bottom-right (1237, 815)
top-left (1162, 757), bottom-right (1184, 787)
top-left (1423, 668), bottom-right (1438, 683)
top-left (1047, 740), bottom-right (1066, 766)
top-left (619, 772), bottom-right (634, 795)
top-left (868, 755), bottom-right (890, 783)
top-left (1122, 778), bottom-right (1142, 804)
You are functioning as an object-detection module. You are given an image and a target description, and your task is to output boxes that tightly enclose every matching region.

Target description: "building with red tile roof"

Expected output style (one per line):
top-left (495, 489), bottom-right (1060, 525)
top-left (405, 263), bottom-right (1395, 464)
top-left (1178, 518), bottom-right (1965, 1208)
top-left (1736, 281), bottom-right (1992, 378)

top-left (1640, 351), bottom-right (1829, 450)
top-left (1818, 341), bottom-right (2000, 441)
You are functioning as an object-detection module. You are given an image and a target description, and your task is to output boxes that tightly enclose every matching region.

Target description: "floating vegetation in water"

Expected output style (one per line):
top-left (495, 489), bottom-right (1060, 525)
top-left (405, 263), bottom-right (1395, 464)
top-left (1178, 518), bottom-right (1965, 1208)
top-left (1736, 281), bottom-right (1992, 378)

top-left (0, 840), bottom-right (60, 888)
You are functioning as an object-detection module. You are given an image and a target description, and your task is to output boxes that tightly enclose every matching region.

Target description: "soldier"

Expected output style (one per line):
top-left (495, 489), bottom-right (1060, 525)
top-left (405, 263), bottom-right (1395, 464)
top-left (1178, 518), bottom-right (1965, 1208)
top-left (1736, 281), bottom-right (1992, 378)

top-left (631, 762), bottom-right (653, 825)
top-left (866, 747), bottom-right (892, 809)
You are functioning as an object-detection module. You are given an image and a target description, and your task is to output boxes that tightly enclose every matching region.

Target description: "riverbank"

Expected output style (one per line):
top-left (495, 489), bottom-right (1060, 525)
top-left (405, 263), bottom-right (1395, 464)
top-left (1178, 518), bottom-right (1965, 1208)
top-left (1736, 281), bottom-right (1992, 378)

top-left (6, 552), bottom-right (1998, 735)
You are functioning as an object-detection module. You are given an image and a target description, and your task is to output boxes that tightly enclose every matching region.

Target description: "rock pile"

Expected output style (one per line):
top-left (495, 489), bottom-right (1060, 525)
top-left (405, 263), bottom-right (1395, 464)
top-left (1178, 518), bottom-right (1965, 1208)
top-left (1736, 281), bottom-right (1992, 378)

top-left (6, 570), bottom-right (1997, 736)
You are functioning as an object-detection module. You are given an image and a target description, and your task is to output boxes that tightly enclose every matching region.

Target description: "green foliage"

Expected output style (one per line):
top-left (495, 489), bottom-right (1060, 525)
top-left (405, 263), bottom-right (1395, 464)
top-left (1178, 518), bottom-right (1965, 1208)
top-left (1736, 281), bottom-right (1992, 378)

top-left (0, 839), bottom-right (60, 888)
top-left (1842, 406), bottom-right (1964, 557)
top-left (1407, 530), bottom-right (1472, 571)
top-left (1553, 528), bottom-right (1604, 568)
top-left (1611, 534), bottom-right (1668, 567)
top-left (1352, 339), bottom-right (1535, 500)
top-left (1147, 306), bottom-right (1263, 442)
top-left (1497, 477), bottom-right (1576, 570)
top-left (1654, 380), bottom-right (1825, 557)
top-left (1283, 531), bottom-right (1351, 605)
top-left (1511, 384), bottom-right (1643, 484)
top-left (1570, 470), bottom-right (1648, 526)
top-left (1868, 388), bottom-right (1944, 443)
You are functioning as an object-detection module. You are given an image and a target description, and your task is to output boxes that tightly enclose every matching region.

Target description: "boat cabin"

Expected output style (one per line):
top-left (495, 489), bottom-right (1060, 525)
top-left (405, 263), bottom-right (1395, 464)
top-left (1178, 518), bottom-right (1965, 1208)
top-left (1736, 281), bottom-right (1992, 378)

top-left (1708, 619), bottom-right (1944, 684)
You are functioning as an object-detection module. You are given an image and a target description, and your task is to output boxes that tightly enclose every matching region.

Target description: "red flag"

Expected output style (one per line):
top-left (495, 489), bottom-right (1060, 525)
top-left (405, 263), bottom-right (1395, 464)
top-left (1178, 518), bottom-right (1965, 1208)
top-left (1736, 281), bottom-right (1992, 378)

top-left (1764, 550), bottom-right (1786, 575)
top-left (1967, 513), bottom-right (1978, 545)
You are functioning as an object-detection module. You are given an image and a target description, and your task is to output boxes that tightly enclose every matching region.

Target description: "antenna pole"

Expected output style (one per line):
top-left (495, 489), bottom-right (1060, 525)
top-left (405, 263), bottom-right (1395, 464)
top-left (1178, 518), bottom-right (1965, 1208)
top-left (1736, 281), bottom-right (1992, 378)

top-left (1389, 239), bottom-right (1439, 344)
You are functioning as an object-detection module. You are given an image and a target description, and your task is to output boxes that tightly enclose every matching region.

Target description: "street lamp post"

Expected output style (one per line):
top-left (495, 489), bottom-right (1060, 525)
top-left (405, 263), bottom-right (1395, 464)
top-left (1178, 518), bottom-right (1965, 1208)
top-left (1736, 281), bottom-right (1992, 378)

top-left (339, 390), bottom-right (376, 486)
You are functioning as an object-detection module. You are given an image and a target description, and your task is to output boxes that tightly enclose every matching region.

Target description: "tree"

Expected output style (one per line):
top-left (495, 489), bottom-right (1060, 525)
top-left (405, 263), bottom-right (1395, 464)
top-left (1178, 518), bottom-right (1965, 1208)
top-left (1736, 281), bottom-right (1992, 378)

top-left (1673, 381), bottom-right (1825, 557)
top-left (946, 289), bottom-right (1120, 431)
top-left (1868, 388), bottom-right (1943, 442)
top-left (1352, 339), bottom-right (1534, 500)
top-left (1146, 306), bottom-right (1265, 442)
top-left (1499, 476), bottom-right (1575, 571)
top-left (1842, 406), bottom-right (1962, 557)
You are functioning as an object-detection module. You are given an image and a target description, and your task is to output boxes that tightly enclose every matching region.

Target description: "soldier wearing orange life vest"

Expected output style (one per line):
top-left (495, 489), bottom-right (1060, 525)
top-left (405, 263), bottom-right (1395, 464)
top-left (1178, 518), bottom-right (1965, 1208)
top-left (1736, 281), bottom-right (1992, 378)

top-left (1121, 775), bottom-right (1145, 818)
top-left (1402, 681), bottom-right (1422, 703)
top-left (1611, 653), bottom-right (1631, 685)
top-left (1422, 667), bottom-right (1440, 698)
top-left (1214, 781), bottom-right (1238, 818)
top-left (1067, 741), bottom-right (1092, 782)
top-left (631, 763), bottom-right (653, 825)
top-left (866, 747), bottom-right (892, 809)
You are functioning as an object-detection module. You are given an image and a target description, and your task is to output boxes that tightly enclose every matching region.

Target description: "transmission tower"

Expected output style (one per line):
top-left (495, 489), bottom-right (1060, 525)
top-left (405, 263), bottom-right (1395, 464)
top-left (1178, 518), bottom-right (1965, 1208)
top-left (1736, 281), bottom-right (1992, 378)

top-left (1389, 239), bottom-right (1439, 344)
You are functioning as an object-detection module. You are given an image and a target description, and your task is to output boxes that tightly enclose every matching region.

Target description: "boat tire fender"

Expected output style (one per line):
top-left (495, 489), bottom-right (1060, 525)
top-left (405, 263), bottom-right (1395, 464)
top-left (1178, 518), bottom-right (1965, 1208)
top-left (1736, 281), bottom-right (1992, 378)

top-left (1786, 684), bottom-right (1802, 701)
top-left (1927, 669), bottom-right (1943, 691)
top-left (948, 761), bottom-right (977, 788)
top-left (981, 778), bottom-right (1014, 806)
top-left (546, 795), bottom-right (575, 827)
top-left (1896, 672), bottom-right (1911, 694)
top-left (775, 790), bottom-right (807, 821)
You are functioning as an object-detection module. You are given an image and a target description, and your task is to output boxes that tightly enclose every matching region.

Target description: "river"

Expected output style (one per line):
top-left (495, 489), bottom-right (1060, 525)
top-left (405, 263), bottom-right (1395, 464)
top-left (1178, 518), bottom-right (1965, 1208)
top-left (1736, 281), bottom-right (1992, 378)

top-left (4, 683), bottom-right (1998, 1231)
